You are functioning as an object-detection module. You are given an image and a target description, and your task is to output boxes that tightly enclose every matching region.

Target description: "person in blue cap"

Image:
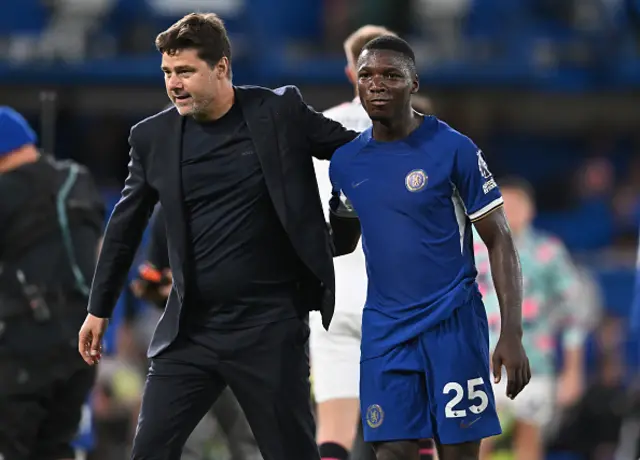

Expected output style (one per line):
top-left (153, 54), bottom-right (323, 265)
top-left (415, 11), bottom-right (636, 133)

top-left (0, 106), bottom-right (105, 460)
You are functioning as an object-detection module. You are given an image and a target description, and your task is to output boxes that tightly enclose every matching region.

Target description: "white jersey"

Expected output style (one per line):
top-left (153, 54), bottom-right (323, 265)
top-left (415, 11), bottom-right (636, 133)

top-left (314, 98), bottom-right (371, 313)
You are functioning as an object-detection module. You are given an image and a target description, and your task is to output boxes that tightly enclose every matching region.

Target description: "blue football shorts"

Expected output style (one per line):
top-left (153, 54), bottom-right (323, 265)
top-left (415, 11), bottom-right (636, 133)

top-left (360, 296), bottom-right (502, 445)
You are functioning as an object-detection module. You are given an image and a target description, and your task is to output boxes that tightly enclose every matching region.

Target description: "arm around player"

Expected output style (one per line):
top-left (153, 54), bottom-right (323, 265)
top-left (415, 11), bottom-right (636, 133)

top-left (285, 86), bottom-right (362, 255)
top-left (288, 85), bottom-right (357, 160)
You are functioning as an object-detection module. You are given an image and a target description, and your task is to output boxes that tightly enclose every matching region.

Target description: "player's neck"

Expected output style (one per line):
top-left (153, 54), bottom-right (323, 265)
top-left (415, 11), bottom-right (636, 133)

top-left (372, 110), bottom-right (422, 142)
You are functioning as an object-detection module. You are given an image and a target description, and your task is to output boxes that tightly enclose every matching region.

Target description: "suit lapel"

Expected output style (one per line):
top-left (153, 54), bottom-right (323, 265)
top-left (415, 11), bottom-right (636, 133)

top-left (161, 112), bottom-right (188, 289)
top-left (236, 87), bottom-right (288, 226)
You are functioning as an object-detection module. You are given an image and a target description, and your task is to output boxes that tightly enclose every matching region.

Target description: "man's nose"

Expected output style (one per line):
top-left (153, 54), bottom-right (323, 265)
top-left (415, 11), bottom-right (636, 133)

top-left (369, 75), bottom-right (386, 92)
top-left (167, 74), bottom-right (182, 90)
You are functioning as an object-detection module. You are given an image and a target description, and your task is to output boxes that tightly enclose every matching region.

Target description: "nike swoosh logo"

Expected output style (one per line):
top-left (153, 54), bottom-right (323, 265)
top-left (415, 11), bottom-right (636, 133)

top-left (352, 179), bottom-right (369, 188)
top-left (460, 417), bottom-right (481, 429)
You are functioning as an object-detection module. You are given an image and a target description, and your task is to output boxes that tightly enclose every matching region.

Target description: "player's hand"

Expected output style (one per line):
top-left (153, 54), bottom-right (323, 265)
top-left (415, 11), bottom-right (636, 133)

top-left (78, 313), bottom-right (108, 365)
top-left (492, 331), bottom-right (531, 400)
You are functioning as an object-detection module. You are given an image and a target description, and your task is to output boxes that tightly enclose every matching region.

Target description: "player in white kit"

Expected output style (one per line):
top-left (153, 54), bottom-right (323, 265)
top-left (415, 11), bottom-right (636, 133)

top-left (310, 25), bottom-right (435, 460)
top-left (310, 25), bottom-right (396, 460)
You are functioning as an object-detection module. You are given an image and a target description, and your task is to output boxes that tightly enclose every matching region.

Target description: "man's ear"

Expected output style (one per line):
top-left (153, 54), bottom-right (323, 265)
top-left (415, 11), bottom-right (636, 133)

top-left (411, 75), bottom-right (419, 94)
top-left (217, 57), bottom-right (230, 78)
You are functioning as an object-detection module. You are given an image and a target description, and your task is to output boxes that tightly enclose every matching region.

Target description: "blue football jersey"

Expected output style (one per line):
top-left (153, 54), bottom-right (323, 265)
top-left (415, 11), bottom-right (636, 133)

top-left (330, 116), bottom-right (503, 359)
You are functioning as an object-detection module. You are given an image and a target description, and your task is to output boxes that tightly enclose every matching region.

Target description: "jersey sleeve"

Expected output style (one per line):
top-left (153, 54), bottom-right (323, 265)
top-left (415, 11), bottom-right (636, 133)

top-left (452, 136), bottom-right (503, 222)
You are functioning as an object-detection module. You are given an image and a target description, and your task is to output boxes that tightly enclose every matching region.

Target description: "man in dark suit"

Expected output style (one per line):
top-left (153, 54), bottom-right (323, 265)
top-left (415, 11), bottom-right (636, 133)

top-left (131, 205), bottom-right (263, 460)
top-left (77, 12), bottom-right (359, 460)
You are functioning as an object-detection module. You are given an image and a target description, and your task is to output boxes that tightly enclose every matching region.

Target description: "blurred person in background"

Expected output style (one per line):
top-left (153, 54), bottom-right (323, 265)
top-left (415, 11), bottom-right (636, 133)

top-left (410, 93), bottom-right (434, 115)
top-left (131, 205), bottom-right (263, 460)
top-left (412, 0), bottom-right (471, 61)
top-left (90, 356), bottom-right (144, 460)
top-left (475, 176), bottom-right (587, 460)
top-left (78, 12), bottom-right (360, 460)
top-left (549, 315), bottom-right (627, 460)
top-left (0, 106), bottom-right (105, 460)
top-left (40, 0), bottom-right (116, 62)
top-left (310, 25), bottom-right (435, 460)
top-left (615, 230), bottom-right (640, 460)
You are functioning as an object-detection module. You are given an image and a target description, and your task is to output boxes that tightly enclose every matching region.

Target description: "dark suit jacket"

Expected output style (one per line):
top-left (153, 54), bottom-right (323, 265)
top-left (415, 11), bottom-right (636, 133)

top-left (88, 85), bottom-right (359, 357)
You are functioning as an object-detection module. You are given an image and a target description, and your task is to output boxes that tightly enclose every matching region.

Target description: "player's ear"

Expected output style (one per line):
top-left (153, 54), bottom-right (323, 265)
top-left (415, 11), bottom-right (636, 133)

top-left (216, 57), bottom-right (230, 79)
top-left (411, 75), bottom-right (419, 94)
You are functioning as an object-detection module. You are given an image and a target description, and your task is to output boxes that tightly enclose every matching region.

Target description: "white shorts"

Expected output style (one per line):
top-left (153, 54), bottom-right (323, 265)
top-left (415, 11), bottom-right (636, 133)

top-left (492, 376), bottom-right (555, 427)
top-left (309, 310), bottom-right (362, 403)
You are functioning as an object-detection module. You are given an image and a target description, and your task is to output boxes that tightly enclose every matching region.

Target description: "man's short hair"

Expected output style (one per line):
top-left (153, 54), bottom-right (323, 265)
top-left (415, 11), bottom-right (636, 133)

top-left (360, 35), bottom-right (416, 67)
top-left (155, 13), bottom-right (231, 69)
top-left (343, 25), bottom-right (397, 67)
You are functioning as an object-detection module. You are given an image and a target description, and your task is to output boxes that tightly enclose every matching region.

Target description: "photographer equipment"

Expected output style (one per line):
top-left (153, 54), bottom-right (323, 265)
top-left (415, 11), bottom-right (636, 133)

top-left (0, 103), bottom-right (104, 460)
top-left (0, 156), bottom-right (103, 301)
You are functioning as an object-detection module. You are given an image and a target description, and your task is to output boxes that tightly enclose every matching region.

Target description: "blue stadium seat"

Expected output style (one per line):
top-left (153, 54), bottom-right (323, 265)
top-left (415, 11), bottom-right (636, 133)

top-left (0, 0), bottom-right (48, 34)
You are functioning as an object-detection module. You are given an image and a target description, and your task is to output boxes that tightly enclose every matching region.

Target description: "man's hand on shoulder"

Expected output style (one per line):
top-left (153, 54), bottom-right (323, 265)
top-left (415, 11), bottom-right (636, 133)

top-left (78, 313), bottom-right (109, 365)
top-left (284, 86), bottom-right (358, 160)
top-left (328, 192), bottom-right (361, 256)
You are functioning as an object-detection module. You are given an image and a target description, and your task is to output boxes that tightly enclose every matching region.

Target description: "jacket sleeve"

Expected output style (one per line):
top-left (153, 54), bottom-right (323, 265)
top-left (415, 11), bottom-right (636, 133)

top-left (328, 160), bottom-right (361, 256)
top-left (87, 127), bottom-right (158, 318)
top-left (289, 86), bottom-right (358, 160)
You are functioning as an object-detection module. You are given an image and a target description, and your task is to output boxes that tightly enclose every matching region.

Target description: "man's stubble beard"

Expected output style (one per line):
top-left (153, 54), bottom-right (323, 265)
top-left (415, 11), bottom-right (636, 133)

top-left (191, 94), bottom-right (218, 120)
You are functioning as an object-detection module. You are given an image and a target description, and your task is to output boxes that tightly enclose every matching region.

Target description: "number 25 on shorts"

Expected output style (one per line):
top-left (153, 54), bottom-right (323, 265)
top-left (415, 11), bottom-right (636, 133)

top-left (443, 377), bottom-right (489, 418)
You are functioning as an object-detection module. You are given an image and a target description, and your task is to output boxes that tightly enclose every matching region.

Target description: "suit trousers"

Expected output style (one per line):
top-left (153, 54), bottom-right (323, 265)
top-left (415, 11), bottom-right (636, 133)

top-left (182, 386), bottom-right (263, 460)
top-left (130, 317), bottom-right (319, 460)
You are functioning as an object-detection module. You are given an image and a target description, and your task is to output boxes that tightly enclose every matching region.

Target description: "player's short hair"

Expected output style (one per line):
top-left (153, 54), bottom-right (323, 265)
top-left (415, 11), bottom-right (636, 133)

top-left (155, 13), bottom-right (232, 70)
top-left (497, 176), bottom-right (535, 202)
top-left (360, 35), bottom-right (416, 70)
top-left (343, 25), bottom-right (397, 67)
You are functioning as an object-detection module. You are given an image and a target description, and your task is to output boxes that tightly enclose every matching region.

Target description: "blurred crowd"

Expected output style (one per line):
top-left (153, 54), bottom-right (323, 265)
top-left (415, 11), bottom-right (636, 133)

top-left (1, 0), bottom-right (640, 66)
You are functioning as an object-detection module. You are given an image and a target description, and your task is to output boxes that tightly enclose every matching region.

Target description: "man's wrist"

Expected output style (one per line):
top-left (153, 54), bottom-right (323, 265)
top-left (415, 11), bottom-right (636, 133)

top-left (88, 311), bottom-right (110, 320)
top-left (499, 324), bottom-right (523, 339)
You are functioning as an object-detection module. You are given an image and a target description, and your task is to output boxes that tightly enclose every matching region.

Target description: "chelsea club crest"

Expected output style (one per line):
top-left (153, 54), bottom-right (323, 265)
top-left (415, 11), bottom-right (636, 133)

top-left (405, 169), bottom-right (428, 192)
top-left (366, 404), bottom-right (384, 428)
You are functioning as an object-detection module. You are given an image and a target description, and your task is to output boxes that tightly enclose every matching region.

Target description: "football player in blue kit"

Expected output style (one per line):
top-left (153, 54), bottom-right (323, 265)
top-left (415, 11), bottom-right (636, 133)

top-left (329, 36), bottom-right (531, 460)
